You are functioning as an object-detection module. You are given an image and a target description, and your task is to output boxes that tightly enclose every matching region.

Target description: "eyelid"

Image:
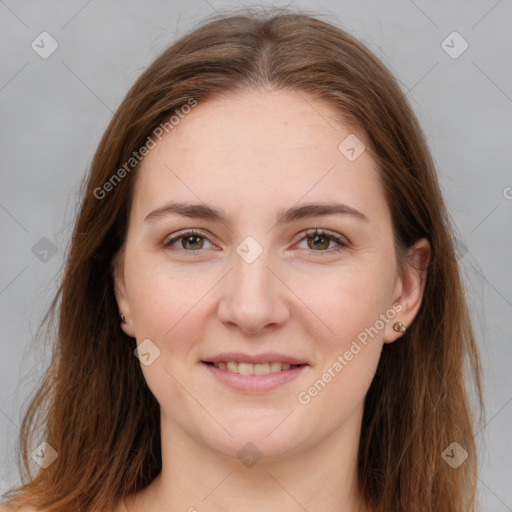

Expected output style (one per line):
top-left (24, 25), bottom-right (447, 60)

top-left (294, 228), bottom-right (349, 247)
top-left (291, 228), bottom-right (349, 256)
top-left (163, 227), bottom-right (350, 254)
top-left (162, 228), bottom-right (216, 250)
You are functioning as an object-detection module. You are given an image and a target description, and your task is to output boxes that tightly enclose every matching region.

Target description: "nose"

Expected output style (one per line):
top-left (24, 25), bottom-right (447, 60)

top-left (217, 245), bottom-right (290, 334)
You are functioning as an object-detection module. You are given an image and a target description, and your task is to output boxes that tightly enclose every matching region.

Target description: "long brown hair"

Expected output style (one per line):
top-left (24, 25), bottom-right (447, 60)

top-left (2, 6), bottom-right (484, 512)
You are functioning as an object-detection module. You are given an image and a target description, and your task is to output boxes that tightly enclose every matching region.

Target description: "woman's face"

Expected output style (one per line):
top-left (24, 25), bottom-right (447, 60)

top-left (114, 89), bottom-right (425, 461)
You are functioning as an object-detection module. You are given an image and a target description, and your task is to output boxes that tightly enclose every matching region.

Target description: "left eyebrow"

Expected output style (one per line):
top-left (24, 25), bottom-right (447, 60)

top-left (144, 201), bottom-right (368, 225)
top-left (276, 202), bottom-right (368, 224)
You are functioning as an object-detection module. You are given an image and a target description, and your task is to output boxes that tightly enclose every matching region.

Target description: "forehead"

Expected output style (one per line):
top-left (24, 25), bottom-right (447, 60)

top-left (130, 89), bottom-right (388, 226)
top-left (156, 89), bottom-right (363, 167)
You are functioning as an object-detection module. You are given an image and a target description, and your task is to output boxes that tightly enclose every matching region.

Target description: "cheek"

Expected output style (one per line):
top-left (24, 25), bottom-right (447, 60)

top-left (124, 257), bottom-right (209, 410)
top-left (293, 268), bottom-right (391, 430)
top-left (292, 257), bottom-right (396, 344)
top-left (292, 256), bottom-right (395, 394)
top-left (124, 251), bottom-right (205, 336)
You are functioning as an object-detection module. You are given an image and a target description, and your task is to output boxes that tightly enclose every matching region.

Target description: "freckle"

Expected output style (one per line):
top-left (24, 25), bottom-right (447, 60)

top-left (283, 121), bottom-right (288, 126)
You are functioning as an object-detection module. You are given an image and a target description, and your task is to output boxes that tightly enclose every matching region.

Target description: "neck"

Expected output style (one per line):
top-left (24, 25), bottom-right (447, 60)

top-left (125, 404), bottom-right (369, 512)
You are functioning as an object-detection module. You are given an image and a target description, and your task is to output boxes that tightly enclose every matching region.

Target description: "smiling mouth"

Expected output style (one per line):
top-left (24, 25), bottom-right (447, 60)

top-left (202, 361), bottom-right (305, 375)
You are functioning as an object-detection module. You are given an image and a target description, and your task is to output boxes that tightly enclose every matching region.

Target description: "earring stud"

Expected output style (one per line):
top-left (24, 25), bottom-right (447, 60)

top-left (120, 314), bottom-right (125, 323)
top-left (393, 321), bottom-right (406, 333)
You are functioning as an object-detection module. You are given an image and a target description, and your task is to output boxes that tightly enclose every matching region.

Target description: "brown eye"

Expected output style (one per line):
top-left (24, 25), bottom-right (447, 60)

top-left (307, 233), bottom-right (330, 250)
top-left (180, 234), bottom-right (205, 250)
top-left (164, 230), bottom-right (213, 252)
top-left (296, 228), bottom-right (348, 255)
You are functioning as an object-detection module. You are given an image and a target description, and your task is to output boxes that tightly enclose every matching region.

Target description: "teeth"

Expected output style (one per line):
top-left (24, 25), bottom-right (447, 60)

top-left (212, 361), bottom-right (297, 374)
top-left (226, 361), bottom-right (238, 373)
top-left (239, 362), bottom-right (258, 375)
top-left (270, 361), bottom-right (283, 373)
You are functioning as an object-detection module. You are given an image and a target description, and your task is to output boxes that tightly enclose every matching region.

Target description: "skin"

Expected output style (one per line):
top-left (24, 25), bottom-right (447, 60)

top-left (114, 88), bottom-right (430, 512)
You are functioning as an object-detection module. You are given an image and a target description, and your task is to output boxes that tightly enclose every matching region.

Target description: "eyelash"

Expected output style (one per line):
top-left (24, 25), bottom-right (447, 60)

top-left (162, 228), bottom-right (349, 257)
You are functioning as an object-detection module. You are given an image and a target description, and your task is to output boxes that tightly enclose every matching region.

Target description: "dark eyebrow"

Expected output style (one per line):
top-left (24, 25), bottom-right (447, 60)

top-left (276, 202), bottom-right (368, 224)
top-left (144, 201), bottom-right (368, 225)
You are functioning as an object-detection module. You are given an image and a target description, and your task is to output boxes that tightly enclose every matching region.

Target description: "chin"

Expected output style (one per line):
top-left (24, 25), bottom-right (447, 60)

top-left (205, 420), bottom-right (305, 461)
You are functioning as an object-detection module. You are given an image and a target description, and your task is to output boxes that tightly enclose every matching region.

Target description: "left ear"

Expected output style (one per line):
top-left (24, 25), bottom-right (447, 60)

top-left (384, 237), bottom-right (431, 344)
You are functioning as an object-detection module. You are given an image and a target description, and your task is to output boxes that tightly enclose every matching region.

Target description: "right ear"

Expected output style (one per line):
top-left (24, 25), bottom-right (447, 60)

top-left (112, 250), bottom-right (136, 338)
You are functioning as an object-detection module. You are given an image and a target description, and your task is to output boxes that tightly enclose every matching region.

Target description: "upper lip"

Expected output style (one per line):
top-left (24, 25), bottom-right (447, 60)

top-left (202, 352), bottom-right (309, 365)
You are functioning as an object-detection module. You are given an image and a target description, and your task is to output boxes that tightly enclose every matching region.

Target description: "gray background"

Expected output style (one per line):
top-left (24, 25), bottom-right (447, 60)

top-left (1, 0), bottom-right (511, 509)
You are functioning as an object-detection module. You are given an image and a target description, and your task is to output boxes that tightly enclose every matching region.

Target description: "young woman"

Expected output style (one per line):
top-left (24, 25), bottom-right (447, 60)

top-left (1, 7), bottom-right (483, 512)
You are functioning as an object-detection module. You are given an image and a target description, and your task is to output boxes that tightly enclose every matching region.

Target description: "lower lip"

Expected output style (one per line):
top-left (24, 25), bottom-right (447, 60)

top-left (201, 362), bottom-right (309, 392)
